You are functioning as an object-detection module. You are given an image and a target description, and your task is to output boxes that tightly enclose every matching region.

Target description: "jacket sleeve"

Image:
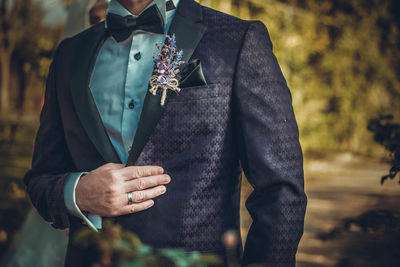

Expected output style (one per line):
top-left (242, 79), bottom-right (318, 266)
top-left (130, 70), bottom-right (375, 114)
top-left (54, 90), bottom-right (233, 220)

top-left (233, 21), bottom-right (307, 266)
top-left (24, 40), bottom-right (75, 229)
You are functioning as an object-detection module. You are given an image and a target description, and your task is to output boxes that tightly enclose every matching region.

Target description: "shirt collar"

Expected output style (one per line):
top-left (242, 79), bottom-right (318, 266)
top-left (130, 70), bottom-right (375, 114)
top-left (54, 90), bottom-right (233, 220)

top-left (106, 0), bottom-right (180, 29)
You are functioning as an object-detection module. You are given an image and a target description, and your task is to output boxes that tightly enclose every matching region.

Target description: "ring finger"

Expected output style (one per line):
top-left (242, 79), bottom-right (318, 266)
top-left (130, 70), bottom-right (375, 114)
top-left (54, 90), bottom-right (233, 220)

top-left (118, 185), bottom-right (167, 205)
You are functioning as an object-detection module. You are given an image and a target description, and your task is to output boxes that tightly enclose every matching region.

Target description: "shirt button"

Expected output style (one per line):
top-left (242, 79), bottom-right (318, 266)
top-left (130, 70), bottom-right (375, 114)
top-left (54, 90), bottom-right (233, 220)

top-left (134, 52), bottom-right (141, 61)
top-left (128, 100), bottom-right (135, 109)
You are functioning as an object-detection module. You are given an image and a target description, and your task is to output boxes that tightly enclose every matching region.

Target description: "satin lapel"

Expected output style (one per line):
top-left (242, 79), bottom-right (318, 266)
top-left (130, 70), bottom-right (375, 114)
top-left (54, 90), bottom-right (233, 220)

top-left (70, 24), bottom-right (121, 163)
top-left (126, 3), bottom-right (207, 166)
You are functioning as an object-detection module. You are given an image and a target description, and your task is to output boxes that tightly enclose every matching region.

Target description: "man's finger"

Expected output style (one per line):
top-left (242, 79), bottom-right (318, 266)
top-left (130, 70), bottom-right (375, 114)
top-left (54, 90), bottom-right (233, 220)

top-left (117, 165), bottom-right (164, 180)
top-left (118, 200), bottom-right (155, 216)
top-left (128, 185), bottom-right (167, 203)
top-left (124, 174), bottom-right (171, 192)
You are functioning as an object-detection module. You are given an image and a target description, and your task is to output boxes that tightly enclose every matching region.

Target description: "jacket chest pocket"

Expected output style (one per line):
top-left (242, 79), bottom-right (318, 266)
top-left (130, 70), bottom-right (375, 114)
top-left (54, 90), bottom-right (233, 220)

top-left (146, 83), bottom-right (231, 156)
top-left (162, 82), bottom-right (231, 133)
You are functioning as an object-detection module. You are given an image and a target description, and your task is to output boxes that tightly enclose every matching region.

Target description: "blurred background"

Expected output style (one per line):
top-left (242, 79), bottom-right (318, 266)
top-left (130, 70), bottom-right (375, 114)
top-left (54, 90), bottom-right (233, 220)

top-left (0, 0), bottom-right (399, 266)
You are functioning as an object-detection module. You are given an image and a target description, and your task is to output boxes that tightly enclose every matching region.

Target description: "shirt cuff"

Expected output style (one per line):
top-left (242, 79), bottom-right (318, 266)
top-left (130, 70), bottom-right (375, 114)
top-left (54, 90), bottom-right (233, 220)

top-left (64, 172), bottom-right (102, 231)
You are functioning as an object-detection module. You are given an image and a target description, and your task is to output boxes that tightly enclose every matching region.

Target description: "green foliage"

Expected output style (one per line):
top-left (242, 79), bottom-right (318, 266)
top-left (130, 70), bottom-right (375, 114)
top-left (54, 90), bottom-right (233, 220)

top-left (72, 220), bottom-right (222, 267)
top-left (263, 0), bottom-right (400, 154)
top-left (368, 115), bottom-right (400, 184)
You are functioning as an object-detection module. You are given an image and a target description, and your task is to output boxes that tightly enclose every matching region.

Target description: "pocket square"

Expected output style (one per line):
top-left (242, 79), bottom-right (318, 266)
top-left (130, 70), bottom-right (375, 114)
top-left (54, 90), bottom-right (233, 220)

top-left (179, 59), bottom-right (207, 88)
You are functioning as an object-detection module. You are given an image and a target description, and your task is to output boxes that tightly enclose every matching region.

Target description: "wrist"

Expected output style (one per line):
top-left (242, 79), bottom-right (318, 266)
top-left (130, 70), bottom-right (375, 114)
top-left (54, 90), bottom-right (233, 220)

top-left (76, 173), bottom-right (88, 212)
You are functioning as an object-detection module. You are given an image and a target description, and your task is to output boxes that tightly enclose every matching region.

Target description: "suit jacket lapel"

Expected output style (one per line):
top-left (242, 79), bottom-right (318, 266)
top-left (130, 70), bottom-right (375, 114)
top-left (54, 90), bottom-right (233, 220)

top-left (70, 23), bottom-right (121, 164)
top-left (126, 0), bottom-right (206, 166)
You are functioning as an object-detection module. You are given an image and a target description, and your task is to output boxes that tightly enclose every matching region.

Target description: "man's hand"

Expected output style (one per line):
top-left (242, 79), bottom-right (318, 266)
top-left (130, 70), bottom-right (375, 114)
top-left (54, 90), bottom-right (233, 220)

top-left (75, 163), bottom-right (170, 217)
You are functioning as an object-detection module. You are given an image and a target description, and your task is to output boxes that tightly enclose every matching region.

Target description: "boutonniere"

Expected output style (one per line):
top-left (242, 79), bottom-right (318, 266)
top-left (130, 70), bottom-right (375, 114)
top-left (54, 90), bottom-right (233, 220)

top-left (150, 34), bottom-right (184, 106)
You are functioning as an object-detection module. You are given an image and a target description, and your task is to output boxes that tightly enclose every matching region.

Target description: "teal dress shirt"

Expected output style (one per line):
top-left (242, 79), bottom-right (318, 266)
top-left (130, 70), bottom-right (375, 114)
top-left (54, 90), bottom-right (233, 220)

top-left (64, 0), bottom-right (180, 231)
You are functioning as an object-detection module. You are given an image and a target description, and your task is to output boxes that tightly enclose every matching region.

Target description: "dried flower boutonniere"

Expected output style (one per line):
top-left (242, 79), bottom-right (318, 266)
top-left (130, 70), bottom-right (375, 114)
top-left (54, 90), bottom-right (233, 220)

top-left (150, 34), bottom-right (184, 106)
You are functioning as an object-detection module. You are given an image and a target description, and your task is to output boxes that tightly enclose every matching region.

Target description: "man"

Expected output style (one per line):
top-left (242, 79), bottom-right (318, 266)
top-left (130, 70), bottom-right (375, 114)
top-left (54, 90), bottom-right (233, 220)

top-left (24, 0), bottom-right (307, 266)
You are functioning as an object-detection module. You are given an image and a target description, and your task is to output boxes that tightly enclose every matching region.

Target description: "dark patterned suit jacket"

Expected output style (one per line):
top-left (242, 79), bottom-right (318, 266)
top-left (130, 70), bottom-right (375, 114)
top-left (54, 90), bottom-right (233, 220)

top-left (24, 0), bottom-right (307, 266)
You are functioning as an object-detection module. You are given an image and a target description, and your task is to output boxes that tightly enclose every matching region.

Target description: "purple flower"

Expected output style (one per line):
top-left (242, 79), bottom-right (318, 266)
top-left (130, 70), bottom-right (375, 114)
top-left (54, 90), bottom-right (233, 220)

top-left (157, 75), bottom-right (169, 85)
top-left (152, 34), bottom-right (184, 88)
top-left (157, 62), bottom-right (167, 70)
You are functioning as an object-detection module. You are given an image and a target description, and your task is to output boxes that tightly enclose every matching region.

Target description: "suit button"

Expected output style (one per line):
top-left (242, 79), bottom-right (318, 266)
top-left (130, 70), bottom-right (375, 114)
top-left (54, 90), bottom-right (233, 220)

top-left (128, 100), bottom-right (135, 109)
top-left (134, 52), bottom-right (141, 61)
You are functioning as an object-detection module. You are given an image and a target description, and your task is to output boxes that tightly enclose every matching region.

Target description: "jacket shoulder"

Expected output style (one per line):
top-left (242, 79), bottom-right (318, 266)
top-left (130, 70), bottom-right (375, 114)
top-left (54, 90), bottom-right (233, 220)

top-left (58, 22), bottom-right (105, 50)
top-left (200, 4), bottom-right (256, 27)
top-left (199, 4), bottom-right (269, 42)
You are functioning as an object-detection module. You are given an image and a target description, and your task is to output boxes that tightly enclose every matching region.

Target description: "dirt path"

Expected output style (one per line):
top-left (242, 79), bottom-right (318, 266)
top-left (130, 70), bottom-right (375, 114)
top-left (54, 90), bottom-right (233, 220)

top-left (240, 153), bottom-right (400, 266)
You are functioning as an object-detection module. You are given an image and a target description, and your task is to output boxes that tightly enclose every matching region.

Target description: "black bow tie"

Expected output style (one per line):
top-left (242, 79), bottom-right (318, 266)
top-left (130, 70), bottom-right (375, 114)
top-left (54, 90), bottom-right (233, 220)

top-left (107, 4), bottom-right (167, 42)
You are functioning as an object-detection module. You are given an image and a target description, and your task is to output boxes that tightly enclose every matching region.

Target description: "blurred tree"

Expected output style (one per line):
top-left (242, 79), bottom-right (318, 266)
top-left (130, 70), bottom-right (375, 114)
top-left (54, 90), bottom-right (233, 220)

top-left (0, 0), bottom-right (19, 113)
top-left (0, 0), bottom-right (61, 117)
